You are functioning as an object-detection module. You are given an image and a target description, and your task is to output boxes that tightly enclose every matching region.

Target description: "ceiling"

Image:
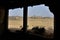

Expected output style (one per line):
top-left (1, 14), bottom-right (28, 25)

top-left (0, 0), bottom-right (54, 9)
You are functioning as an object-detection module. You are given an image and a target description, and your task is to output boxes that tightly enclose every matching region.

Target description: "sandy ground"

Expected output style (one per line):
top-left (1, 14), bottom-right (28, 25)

top-left (8, 16), bottom-right (54, 38)
top-left (8, 17), bottom-right (54, 32)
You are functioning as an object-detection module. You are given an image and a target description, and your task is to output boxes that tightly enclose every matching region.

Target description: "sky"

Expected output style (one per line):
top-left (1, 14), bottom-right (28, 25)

top-left (9, 4), bottom-right (54, 17)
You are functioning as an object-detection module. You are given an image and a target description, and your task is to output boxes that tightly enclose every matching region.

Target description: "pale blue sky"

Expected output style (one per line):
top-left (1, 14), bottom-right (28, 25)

top-left (9, 4), bottom-right (54, 17)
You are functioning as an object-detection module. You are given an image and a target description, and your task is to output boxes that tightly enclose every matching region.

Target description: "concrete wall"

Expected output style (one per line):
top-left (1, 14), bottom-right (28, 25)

top-left (0, 8), bottom-right (5, 36)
